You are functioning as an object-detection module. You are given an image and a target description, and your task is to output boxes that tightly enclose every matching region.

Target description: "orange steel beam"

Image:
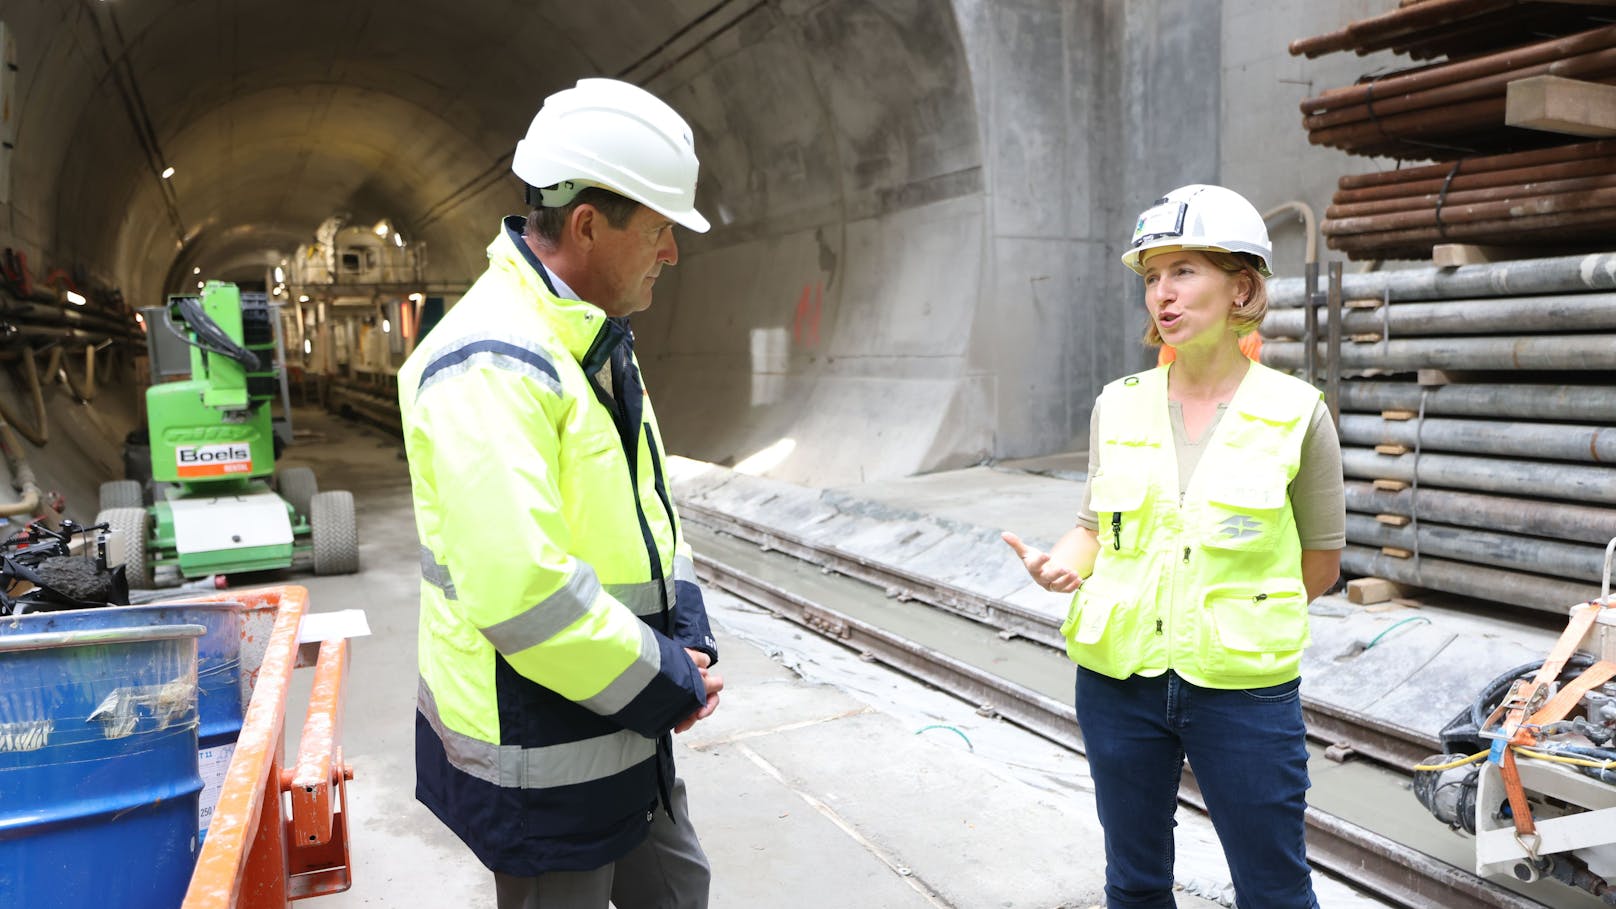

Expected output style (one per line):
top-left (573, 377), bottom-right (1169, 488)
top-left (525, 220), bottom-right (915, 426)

top-left (181, 586), bottom-right (310, 909)
top-left (282, 638), bottom-right (354, 899)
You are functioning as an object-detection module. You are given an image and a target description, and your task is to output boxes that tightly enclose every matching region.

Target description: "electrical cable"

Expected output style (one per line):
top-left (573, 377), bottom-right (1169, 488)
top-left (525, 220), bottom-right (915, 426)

top-left (163, 297), bottom-right (260, 371)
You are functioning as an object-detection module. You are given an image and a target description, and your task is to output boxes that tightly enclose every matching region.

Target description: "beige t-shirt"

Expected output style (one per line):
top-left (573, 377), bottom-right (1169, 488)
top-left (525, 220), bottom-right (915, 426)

top-left (1076, 399), bottom-right (1346, 550)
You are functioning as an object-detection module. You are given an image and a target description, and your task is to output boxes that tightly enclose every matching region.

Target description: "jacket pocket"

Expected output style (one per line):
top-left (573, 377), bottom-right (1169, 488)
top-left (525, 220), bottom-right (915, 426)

top-left (1089, 471), bottom-right (1150, 554)
top-left (1199, 464), bottom-right (1289, 553)
top-left (1063, 574), bottom-right (1146, 677)
top-left (1198, 583), bottom-right (1309, 677)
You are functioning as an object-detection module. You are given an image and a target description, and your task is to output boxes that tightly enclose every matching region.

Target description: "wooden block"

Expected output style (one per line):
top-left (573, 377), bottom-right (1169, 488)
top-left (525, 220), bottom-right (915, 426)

top-left (1381, 409), bottom-right (1416, 421)
top-left (1418, 369), bottom-right (1453, 387)
top-left (1374, 443), bottom-right (1410, 456)
top-left (1346, 577), bottom-right (1418, 605)
top-left (1432, 244), bottom-right (1544, 268)
top-left (1380, 546), bottom-right (1413, 559)
top-left (1349, 333), bottom-right (1384, 344)
top-left (1506, 75), bottom-right (1616, 138)
top-left (1344, 298), bottom-right (1384, 310)
top-left (1375, 513), bottom-right (1412, 526)
top-left (1373, 478), bottom-right (1410, 491)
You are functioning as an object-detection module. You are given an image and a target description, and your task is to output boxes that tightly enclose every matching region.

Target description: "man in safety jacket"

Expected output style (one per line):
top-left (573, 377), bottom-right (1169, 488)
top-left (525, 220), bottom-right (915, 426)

top-left (398, 78), bottom-right (723, 909)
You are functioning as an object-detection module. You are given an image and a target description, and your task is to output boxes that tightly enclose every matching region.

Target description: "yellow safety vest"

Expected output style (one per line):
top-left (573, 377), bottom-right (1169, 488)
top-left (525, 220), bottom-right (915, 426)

top-left (399, 217), bottom-right (712, 875)
top-left (1061, 362), bottom-right (1320, 689)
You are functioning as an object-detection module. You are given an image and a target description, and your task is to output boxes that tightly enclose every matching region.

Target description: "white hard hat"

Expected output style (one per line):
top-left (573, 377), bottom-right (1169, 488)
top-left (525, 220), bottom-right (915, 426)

top-left (1121, 184), bottom-right (1271, 277)
top-left (512, 78), bottom-right (710, 233)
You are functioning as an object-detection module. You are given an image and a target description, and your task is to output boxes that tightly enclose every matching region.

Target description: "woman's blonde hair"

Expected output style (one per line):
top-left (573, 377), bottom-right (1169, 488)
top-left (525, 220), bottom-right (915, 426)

top-left (1141, 250), bottom-right (1269, 347)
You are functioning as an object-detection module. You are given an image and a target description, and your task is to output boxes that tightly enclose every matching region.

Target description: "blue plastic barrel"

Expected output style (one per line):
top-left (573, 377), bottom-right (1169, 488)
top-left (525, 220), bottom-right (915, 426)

top-left (0, 623), bottom-right (205, 908)
top-left (2, 603), bottom-right (248, 841)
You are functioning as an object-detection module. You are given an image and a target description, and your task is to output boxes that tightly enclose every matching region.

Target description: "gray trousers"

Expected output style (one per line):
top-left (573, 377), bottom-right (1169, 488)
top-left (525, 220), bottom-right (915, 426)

top-left (493, 778), bottom-right (710, 909)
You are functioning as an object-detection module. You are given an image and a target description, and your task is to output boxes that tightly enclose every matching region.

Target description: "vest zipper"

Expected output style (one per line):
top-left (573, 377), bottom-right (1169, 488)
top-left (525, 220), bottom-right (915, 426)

top-left (1111, 512), bottom-right (1122, 551)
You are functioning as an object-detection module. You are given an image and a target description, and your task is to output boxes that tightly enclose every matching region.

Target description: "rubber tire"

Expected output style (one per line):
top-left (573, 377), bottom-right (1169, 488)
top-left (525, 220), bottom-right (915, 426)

top-left (310, 490), bottom-right (359, 575)
top-left (96, 506), bottom-right (153, 588)
top-left (99, 479), bottom-right (145, 511)
top-left (277, 467), bottom-right (318, 519)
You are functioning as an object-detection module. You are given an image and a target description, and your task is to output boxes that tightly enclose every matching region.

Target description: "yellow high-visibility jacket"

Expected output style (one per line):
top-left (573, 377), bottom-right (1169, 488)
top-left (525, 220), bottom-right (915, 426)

top-left (399, 217), bottom-right (714, 875)
top-left (1062, 362), bottom-right (1319, 689)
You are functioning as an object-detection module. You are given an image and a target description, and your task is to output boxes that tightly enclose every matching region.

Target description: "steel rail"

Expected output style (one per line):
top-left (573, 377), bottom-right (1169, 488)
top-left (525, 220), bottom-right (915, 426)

top-left (680, 501), bottom-right (1439, 768)
top-left (691, 549), bottom-right (1544, 909)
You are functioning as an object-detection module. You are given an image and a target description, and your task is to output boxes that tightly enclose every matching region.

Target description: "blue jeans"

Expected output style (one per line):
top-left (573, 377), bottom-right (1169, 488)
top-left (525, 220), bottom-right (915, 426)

top-left (1074, 666), bottom-right (1318, 909)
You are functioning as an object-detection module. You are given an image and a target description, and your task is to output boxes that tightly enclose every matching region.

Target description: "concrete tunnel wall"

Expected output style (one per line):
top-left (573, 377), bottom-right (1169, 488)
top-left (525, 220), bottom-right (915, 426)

top-left (0, 0), bottom-right (1402, 509)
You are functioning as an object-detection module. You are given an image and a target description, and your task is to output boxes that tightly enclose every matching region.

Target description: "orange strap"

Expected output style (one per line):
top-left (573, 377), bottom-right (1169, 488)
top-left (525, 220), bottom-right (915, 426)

top-left (1503, 604), bottom-right (1603, 740)
top-left (1497, 603), bottom-right (1607, 844)
top-left (1499, 746), bottom-right (1537, 837)
top-left (1528, 660), bottom-right (1616, 729)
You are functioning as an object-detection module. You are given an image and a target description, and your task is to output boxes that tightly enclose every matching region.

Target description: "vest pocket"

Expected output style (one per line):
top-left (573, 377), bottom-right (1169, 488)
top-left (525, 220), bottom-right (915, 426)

top-left (1089, 472), bottom-right (1149, 554)
top-left (1199, 468), bottom-right (1288, 553)
top-left (1198, 583), bottom-right (1309, 677)
top-left (1062, 575), bottom-right (1145, 678)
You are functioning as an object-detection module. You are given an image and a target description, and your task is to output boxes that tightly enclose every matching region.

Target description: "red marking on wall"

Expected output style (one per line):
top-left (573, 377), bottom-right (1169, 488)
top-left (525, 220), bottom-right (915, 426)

top-left (793, 281), bottom-right (823, 347)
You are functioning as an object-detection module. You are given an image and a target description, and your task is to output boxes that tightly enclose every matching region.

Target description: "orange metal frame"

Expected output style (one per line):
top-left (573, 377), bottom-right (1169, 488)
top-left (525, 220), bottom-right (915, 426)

top-left (179, 585), bottom-right (356, 908)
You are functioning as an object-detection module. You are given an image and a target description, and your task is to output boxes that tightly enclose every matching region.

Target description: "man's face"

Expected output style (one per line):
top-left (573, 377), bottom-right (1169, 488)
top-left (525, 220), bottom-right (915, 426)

top-left (584, 205), bottom-right (679, 317)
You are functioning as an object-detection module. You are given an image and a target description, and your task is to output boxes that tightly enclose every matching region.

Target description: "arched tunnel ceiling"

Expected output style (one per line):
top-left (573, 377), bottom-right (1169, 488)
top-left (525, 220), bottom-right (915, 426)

top-left (12, 0), bottom-right (1235, 482)
top-left (46, 0), bottom-right (749, 302)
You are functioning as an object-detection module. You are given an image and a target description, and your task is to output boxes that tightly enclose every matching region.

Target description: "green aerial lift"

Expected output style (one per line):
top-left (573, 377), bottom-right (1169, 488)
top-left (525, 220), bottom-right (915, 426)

top-left (94, 281), bottom-right (358, 587)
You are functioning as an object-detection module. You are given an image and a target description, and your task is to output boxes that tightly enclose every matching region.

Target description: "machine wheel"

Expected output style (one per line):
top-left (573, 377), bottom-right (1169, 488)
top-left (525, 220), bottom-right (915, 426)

top-left (277, 466), bottom-right (318, 518)
top-left (96, 506), bottom-right (152, 588)
top-left (310, 490), bottom-right (359, 575)
top-left (99, 480), bottom-right (145, 511)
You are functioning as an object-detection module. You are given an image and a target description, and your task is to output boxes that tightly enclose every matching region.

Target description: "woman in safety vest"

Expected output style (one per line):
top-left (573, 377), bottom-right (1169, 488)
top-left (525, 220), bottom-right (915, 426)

top-left (1002, 184), bottom-right (1345, 908)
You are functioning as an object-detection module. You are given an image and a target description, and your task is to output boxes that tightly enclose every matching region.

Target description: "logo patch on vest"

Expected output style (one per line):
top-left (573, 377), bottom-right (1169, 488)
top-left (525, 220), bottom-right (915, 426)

top-left (1217, 515), bottom-right (1264, 540)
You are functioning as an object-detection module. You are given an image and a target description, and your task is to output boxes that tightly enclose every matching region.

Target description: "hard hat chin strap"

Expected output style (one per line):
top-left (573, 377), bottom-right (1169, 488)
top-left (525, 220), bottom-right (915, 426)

top-left (525, 180), bottom-right (587, 209)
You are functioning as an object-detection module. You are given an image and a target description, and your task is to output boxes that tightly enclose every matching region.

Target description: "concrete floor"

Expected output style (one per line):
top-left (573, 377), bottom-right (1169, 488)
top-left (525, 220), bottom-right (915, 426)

top-left (256, 408), bottom-right (1394, 908)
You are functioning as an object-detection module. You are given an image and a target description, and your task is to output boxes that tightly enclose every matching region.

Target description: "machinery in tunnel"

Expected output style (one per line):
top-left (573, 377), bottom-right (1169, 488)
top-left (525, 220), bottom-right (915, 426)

top-left (96, 282), bottom-right (359, 588)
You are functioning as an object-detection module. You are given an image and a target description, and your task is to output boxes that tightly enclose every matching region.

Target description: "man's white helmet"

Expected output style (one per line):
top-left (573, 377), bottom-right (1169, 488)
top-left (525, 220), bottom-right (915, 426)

top-left (1121, 184), bottom-right (1271, 277)
top-left (512, 78), bottom-right (710, 234)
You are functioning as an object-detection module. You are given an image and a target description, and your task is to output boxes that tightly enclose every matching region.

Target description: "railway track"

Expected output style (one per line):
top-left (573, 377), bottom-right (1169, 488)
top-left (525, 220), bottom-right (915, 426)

top-left (681, 503), bottom-right (1591, 909)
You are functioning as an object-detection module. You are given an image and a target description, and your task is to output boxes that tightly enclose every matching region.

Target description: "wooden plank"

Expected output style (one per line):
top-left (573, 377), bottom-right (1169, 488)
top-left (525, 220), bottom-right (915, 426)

top-left (1375, 513), bottom-right (1412, 526)
top-left (1346, 576), bottom-right (1420, 605)
top-left (1381, 546), bottom-right (1414, 559)
top-left (1432, 243), bottom-right (1549, 268)
top-left (1373, 478), bottom-right (1411, 492)
top-left (1349, 333), bottom-right (1384, 343)
top-left (1374, 443), bottom-right (1411, 456)
top-left (1344, 298), bottom-right (1385, 310)
top-left (1506, 75), bottom-right (1616, 138)
top-left (1381, 409), bottom-right (1416, 421)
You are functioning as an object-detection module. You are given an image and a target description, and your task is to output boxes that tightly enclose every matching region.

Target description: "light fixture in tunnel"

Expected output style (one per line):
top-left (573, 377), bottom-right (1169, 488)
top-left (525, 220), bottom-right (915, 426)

top-left (733, 438), bottom-right (796, 476)
top-left (373, 220), bottom-right (390, 239)
top-left (381, 319), bottom-right (391, 334)
top-left (303, 339), bottom-right (312, 355)
top-left (408, 292), bottom-right (423, 303)
top-left (298, 295), bottom-right (310, 303)
top-left (65, 291), bottom-right (87, 306)
top-left (192, 266), bottom-right (201, 275)
top-left (273, 266), bottom-right (285, 284)
top-left (393, 232), bottom-right (405, 248)
top-left (134, 313), bottom-right (144, 324)
top-left (161, 166), bottom-right (176, 180)
top-left (196, 281), bottom-right (205, 290)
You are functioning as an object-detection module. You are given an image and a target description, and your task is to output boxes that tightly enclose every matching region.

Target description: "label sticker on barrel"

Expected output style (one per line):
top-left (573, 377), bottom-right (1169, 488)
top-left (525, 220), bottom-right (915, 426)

top-left (175, 443), bottom-right (252, 478)
top-left (197, 742), bottom-right (236, 837)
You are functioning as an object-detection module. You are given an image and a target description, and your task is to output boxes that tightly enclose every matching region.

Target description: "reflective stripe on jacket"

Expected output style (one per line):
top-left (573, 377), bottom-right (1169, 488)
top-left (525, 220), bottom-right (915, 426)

top-left (1061, 361), bottom-right (1319, 689)
top-left (399, 216), bottom-right (715, 875)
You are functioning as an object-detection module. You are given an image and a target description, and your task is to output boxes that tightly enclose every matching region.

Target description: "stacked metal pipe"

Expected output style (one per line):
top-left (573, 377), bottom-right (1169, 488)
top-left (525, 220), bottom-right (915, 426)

top-left (1299, 24), bottom-right (1616, 159)
top-left (1290, 0), bottom-right (1616, 62)
top-left (1321, 140), bottom-right (1616, 259)
top-left (1295, 5), bottom-right (1616, 259)
top-left (1262, 254), bottom-right (1615, 614)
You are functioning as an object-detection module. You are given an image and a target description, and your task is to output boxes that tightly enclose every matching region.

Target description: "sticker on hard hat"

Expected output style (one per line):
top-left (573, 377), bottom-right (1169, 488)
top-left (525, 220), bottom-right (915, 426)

top-left (1131, 201), bottom-right (1188, 247)
top-left (175, 443), bottom-right (253, 478)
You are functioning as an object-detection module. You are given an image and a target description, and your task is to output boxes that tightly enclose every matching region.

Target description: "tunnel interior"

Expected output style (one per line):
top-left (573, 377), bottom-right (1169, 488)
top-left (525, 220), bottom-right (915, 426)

top-left (1, 0), bottom-right (1383, 499)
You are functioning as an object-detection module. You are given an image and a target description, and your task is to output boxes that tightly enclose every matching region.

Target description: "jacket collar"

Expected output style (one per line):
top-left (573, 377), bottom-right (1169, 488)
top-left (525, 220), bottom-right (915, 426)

top-left (491, 216), bottom-right (631, 367)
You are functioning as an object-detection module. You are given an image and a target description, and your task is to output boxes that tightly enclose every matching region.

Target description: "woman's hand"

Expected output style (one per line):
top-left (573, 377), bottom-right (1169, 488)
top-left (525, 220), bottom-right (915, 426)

top-left (1001, 531), bottom-right (1085, 593)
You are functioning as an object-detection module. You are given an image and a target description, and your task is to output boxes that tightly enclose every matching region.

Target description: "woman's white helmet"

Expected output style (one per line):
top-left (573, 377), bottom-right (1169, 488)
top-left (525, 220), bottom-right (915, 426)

top-left (1121, 184), bottom-right (1271, 277)
top-left (512, 78), bottom-right (710, 233)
